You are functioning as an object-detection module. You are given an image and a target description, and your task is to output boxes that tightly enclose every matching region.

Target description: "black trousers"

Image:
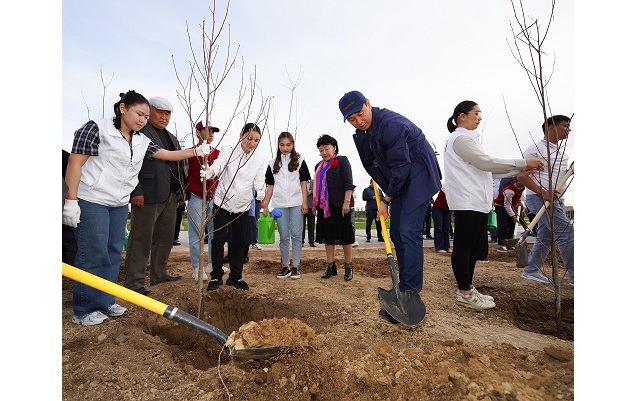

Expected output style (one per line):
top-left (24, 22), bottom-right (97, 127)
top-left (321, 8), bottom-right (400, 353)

top-left (302, 209), bottom-right (315, 244)
top-left (451, 210), bottom-right (488, 291)
top-left (211, 205), bottom-right (249, 281)
top-left (365, 208), bottom-right (383, 240)
top-left (494, 205), bottom-right (515, 246)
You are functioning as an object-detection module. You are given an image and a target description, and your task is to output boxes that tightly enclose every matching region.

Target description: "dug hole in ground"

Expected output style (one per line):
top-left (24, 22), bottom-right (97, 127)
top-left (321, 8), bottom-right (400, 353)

top-left (62, 229), bottom-right (573, 401)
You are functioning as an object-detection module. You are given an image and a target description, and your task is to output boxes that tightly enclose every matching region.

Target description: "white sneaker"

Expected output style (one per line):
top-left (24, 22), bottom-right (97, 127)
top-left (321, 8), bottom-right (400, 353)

top-left (222, 265), bottom-right (230, 273)
top-left (251, 244), bottom-right (262, 250)
top-left (436, 249), bottom-right (447, 253)
top-left (105, 303), bottom-right (128, 317)
top-left (455, 291), bottom-right (496, 310)
top-left (192, 268), bottom-right (210, 282)
top-left (72, 311), bottom-right (109, 326)
top-left (521, 271), bottom-right (550, 284)
top-left (352, 241), bottom-right (359, 247)
top-left (497, 245), bottom-right (509, 252)
top-left (470, 286), bottom-right (494, 302)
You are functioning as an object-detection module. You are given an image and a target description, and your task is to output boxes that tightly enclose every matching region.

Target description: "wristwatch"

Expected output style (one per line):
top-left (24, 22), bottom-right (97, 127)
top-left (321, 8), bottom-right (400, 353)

top-left (381, 198), bottom-right (391, 206)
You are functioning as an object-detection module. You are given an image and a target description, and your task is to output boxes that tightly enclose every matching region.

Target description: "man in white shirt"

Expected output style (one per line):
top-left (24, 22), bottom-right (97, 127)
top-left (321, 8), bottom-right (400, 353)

top-left (518, 115), bottom-right (574, 287)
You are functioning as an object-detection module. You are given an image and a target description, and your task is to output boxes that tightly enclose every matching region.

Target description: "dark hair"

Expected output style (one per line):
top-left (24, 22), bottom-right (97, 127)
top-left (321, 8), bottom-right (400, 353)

top-left (273, 132), bottom-right (300, 174)
top-left (240, 122), bottom-right (261, 136)
top-left (113, 90), bottom-right (149, 129)
top-left (316, 134), bottom-right (339, 154)
top-left (542, 115), bottom-right (571, 134)
top-left (446, 100), bottom-right (478, 133)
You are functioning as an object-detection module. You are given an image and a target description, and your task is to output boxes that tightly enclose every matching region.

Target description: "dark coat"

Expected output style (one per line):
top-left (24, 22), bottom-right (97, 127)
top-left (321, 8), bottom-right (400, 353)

top-left (314, 155), bottom-right (354, 208)
top-left (352, 107), bottom-right (442, 212)
top-left (130, 122), bottom-right (187, 203)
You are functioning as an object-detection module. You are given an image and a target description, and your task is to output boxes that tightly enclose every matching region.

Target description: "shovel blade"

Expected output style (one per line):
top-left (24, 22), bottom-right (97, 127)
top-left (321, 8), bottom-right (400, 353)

top-left (515, 240), bottom-right (529, 267)
top-left (378, 287), bottom-right (426, 326)
top-left (230, 346), bottom-right (284, 360)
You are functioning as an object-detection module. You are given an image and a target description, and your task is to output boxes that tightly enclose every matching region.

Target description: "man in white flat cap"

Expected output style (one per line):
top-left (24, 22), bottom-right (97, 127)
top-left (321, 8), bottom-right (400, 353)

top-left (123, 96), bottom-right (185, 295)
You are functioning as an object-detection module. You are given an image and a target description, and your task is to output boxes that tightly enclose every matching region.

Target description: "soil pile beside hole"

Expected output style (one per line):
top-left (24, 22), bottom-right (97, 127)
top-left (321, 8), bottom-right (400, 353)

top-left (225, 317), bottom-right (317, 349)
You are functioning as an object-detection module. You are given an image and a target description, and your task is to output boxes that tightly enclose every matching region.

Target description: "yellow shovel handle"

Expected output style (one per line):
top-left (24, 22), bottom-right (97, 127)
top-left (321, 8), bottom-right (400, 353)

top-left (372, 182), bottom-right (393, 255)
top-left (62, 262), bottom-right (169, 316)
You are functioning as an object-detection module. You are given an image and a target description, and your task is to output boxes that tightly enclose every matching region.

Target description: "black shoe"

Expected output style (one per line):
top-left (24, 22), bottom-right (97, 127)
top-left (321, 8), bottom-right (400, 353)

top-left (378, 238), bottom-right (384, 242)
top-left (226, 277), bottom-right (249, 290)
top-left (366, 238), bottom-right (371, 242)
top-left (207, 278), bottom-right (220, 291)
top-left (344, 263), bottom-right (353, 281)
top-left (173, 240), bottom-right (181, 246)
top-left (133, 287), bottom-right (152, 296)
top-left (309, 243), bottom-right (316, 247)
top-left (378, 309), bottom-right (399, 324)
top-left (222, 256), bottom-right (229, 264)
top-left (151, 274), bottom-right (182, 286)
top-left (243, 256), bottom-right (250, 264)
top-left (426, 235), bottom-right (433, 239)
top-left (321, 262), bottom-right (337, 279)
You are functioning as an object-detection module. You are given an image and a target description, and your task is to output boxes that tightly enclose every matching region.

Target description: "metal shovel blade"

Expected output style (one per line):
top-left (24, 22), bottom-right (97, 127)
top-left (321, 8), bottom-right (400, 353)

top-left (378, 286), bottom-right (426, 326)
top-left (231, 346), bottom-right (284, 360)
top-left (515, 231), bottom-right (530, 268)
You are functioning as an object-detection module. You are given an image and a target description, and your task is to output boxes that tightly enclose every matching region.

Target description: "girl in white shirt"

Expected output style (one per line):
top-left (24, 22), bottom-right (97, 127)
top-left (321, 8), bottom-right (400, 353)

top-left (261, 132), bottom-right (312, 279)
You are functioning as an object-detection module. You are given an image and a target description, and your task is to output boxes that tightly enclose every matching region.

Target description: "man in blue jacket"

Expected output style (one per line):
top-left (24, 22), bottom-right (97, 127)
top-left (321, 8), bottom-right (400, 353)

top-left (339, 90), bottom-right (442, 321)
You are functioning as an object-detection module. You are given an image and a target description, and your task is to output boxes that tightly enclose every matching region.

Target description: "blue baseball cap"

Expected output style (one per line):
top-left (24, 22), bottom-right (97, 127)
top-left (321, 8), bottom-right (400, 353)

top-left (339, 90), bottom-right (366, 122)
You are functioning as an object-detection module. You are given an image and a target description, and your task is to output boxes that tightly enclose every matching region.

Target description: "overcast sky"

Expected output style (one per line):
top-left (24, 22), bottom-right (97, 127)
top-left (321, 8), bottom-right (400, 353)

top-left (61, 0), bottom-right (575, 208)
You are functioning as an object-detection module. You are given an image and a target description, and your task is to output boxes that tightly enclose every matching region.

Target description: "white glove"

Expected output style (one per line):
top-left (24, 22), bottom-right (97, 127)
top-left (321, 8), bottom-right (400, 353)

top-left (200, 165), bottom-right (214, 181)
top-left (256, 189), bottom-right (265, 201)
top-left (195, 143), bottom-right (212, 157)
top-left (62, 199), bottom-right (81, 228)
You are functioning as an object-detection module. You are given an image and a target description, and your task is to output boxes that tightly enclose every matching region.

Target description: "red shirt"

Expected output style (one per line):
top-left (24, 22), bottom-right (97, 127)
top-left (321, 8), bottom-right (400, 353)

top-left (187, 148), bottom-right (220, 200)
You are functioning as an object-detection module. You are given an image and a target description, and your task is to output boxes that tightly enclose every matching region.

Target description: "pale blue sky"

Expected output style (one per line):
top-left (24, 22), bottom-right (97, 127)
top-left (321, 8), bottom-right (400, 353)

top-left (61, 0), bottom-right (575, 207)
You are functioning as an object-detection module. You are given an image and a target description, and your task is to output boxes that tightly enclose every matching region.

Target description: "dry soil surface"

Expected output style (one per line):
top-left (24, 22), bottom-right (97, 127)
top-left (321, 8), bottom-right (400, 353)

top-left (62, 241), bottom-right (574, 401)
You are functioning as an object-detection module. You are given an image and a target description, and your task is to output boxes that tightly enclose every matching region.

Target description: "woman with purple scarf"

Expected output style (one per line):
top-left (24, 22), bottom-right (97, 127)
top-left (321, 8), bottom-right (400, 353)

top-left (312, 134), bottom-right (355, 281)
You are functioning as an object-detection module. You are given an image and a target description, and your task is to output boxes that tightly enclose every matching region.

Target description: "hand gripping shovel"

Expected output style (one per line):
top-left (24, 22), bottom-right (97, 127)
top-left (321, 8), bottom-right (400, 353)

top-left (372, 182), bottom-right (426, 326)
top-left (62, 263), bottom-right (281, 360)
top-left (515, 162), bottom-right (574, 267)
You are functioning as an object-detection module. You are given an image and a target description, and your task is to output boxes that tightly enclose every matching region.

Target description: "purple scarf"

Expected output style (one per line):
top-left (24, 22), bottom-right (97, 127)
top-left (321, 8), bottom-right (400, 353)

top-left (313, 155), bottom-right (337, 218)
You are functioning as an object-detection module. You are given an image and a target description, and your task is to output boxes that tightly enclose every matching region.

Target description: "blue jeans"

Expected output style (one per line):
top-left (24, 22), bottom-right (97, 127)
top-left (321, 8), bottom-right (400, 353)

top-left (276, 206), bottom-right (304, 267)
top-left (187, 195), bottom-right (214, 268)
top-left (389, 198), bottom-right (429, 292)
top-left (523, 194), bottom-right (574, 281)
top-left (432, 207), bottom-right (451, 252)
top-left (72, 199), bottom-right (129, 317)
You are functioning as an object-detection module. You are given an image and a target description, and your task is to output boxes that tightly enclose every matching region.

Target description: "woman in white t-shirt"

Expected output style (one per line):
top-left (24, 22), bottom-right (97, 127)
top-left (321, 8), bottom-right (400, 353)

top-left (261, 132), bottom-right (311, 279)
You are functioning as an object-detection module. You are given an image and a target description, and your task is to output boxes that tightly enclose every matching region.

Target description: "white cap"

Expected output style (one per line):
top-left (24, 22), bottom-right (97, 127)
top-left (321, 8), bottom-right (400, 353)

top-left (148, 96), bottom-right (173, 112)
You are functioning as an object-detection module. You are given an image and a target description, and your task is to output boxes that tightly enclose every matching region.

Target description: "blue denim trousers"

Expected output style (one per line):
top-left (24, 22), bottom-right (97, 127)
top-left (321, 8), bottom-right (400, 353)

top-left (523, 194), bottom-right (574, 281)
top-left (389, 198), bottom-right (429, 292)
top-left (276, 206), bottom-right (304, 267)
top-left (187, 195), bottom-right (214, 268)
top-left (432, 207), bottom-right (451, 252)
top-left (72, 199), bottom-right (129, 317)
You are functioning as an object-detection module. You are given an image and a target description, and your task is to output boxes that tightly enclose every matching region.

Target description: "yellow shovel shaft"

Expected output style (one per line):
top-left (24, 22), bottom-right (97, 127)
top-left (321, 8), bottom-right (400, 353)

top-left (62, 262), bottom-right (169, 316)
top-left (372, 182), bottom-right (393, 255)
